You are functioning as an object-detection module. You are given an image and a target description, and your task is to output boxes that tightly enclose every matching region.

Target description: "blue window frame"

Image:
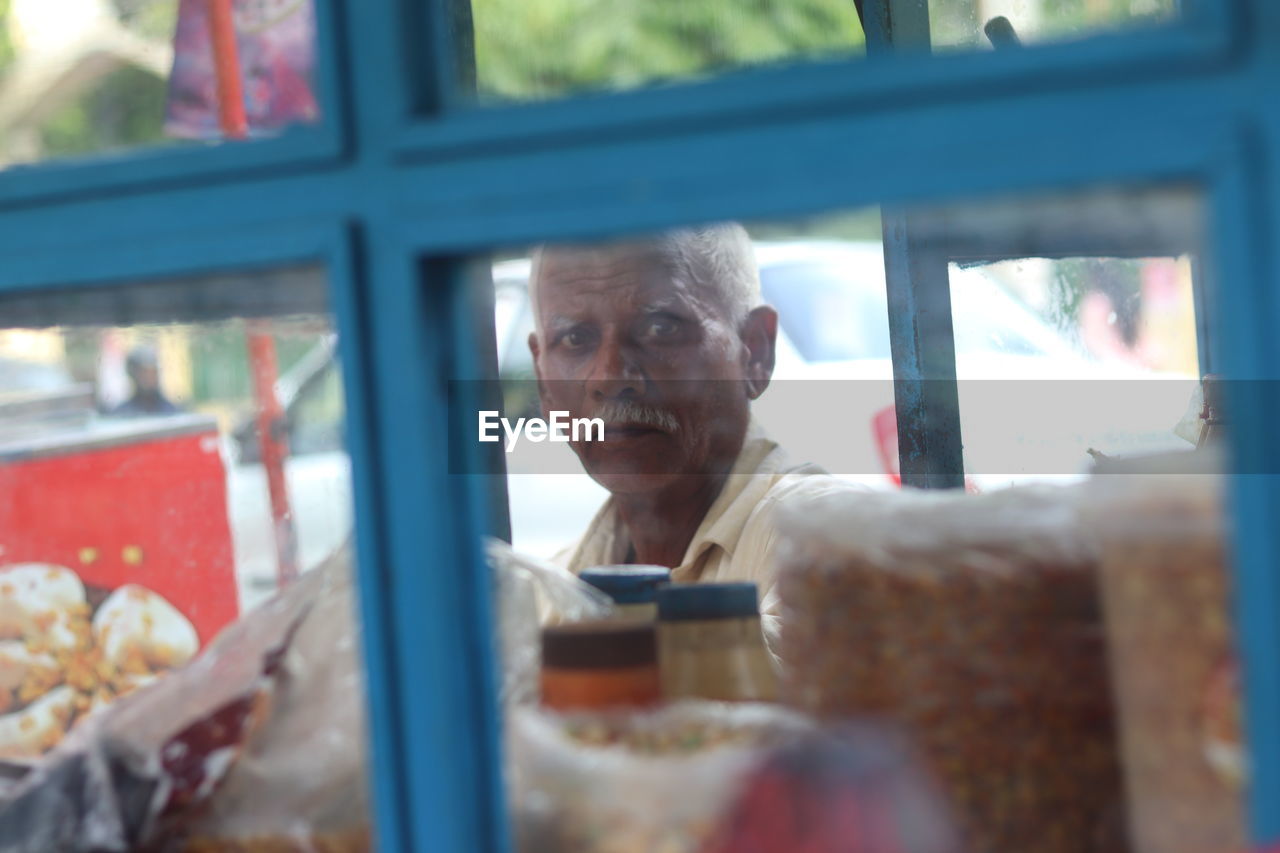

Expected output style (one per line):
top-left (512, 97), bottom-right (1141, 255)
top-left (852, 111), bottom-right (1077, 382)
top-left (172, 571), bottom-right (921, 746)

top-left (0, 0), bottom-right (348, 207)
top-left (1, 0), bottom-right (1279, 850)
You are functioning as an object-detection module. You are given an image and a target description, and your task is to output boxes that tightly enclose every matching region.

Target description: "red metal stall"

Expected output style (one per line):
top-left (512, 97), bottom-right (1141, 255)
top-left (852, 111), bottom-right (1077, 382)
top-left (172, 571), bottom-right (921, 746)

top-left (0, 388), bottom-right (239, 644)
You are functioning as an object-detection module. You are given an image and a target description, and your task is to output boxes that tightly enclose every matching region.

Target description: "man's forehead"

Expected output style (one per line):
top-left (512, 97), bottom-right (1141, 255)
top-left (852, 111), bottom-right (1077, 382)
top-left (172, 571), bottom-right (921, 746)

top-left (535, 242), bottom-right (677, 297)
top-left (532, 244), bottom-right (703, 332)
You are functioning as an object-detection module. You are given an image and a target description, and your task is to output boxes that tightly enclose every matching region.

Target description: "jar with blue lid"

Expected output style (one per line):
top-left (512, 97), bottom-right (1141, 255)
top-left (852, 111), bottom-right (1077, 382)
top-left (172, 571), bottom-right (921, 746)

top-left (655, 582), bottom-right (778, 703)
top-left (579, 565), bottom-right (671, 622)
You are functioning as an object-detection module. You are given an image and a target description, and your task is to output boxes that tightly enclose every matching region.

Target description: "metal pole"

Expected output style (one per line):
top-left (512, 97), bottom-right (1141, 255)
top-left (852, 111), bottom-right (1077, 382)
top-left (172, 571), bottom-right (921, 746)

top-left (863, 0), bottom-right (966, 489)
top-left (247, 321), bottom-right (300, 585)
top-left (206, 2), bottom-right (300, 582)
top-left (207, 0), bottom-right (248, 139)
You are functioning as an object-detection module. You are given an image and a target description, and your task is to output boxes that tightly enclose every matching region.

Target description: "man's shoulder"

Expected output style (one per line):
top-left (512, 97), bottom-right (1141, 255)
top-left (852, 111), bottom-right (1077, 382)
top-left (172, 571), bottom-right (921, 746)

top-left (748, 437), bottom-right (873, 516)
top-left (760, 469), bottom-right (872, 514)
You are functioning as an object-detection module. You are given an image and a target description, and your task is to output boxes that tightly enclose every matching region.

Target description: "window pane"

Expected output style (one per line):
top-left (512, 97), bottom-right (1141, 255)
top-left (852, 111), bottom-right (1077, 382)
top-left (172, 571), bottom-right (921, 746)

top-left (0, 267), bottom-right (367, 851)
top-left (931, 0), bottom-right (1179, 51)
top-left (464, 0), bottom-right (865, 103)
top-left (459, 0), bottom-right (1183, 104)
top-left (933, 187), bottom-right (1204, 488)
top-left (460, 187), bottom-right (1243, 853)
top-left (0, 0), bottom-right (319, 170)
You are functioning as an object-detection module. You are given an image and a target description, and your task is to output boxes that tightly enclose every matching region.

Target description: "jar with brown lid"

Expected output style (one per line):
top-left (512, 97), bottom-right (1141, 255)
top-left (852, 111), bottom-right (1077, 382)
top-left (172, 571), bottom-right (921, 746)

top-left (540, 621), bottom-right (661, 711)
top-left (579, 565), bottom-right (670, 622)
top-left (656, 583), bottom-right (777, 703)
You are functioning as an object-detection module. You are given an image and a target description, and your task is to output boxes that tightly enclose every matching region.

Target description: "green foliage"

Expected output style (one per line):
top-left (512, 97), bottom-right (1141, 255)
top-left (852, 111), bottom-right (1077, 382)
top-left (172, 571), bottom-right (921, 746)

top-left (749, 208), bottom-right (883, 243)
top-left (470, 0), bottom-right (1179, 100)
top-left (1050, 256), bottom-right (1143, 345)
top-left (111, 0), bottom-right (181, 41)
top-left (471, 0), bottom-right (865, 100)
top-left (40, 64), bottom-right (169, 158)
top-left (0, 0), bottom-right (13, 79)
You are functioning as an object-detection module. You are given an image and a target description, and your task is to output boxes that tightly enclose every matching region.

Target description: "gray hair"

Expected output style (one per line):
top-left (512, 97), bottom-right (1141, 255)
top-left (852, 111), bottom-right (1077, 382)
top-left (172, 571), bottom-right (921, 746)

top-left (531, 222), bottom-right (762, 327)
top-left (655, 223), bottom-right (761, 326)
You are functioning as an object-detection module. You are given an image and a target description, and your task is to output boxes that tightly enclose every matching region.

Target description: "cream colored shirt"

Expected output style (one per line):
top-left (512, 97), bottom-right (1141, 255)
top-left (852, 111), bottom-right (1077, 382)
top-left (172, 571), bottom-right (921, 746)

top-left (557, 425), bottom-right (859, 649)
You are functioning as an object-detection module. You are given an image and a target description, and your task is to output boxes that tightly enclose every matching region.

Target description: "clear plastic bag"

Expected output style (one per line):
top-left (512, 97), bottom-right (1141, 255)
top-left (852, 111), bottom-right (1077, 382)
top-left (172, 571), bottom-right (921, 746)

top-left (486, 538), bottom-right (614, 708)
top-left (157, 541), bottom-right (370, 851)
top-left (1082, 458), bottom-right (1245, 853)
top-left (0, 542), bottom-right (370, 853)
top-left (508, 700), bottom-right (813, 853)
top-left (775, 485), bottom-right (1124, 853)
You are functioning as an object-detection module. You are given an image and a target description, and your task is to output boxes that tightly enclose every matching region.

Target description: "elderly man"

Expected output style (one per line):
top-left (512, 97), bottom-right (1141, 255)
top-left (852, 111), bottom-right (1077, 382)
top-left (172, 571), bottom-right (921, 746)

top-left (529, 223), bottom-right (841, 636)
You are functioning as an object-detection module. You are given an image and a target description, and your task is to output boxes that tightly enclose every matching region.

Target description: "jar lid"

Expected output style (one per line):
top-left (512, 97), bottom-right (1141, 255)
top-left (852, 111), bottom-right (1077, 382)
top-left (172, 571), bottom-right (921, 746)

top-left (542, 622), bottom-right (658, 669)
top-left (657, 582), bottom-right (759, 621)
top-left (580, 565), bottom-right (671, 604)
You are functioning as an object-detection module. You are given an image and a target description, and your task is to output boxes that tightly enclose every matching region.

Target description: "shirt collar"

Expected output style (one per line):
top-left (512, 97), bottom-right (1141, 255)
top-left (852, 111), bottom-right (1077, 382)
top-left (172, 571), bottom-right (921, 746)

top-left (565, 419), bottom-right (793, 578)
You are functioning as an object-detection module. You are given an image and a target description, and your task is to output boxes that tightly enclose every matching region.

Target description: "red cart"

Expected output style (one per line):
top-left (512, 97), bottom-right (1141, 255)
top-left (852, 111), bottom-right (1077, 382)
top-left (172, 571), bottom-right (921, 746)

top-left (0, 388), bottom-right (239, 645)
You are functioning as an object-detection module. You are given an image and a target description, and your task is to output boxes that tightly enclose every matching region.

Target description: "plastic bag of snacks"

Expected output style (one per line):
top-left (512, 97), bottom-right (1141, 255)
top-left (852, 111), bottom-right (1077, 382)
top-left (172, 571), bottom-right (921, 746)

top-left (1082, 453), bottom-right (1245, 853)
top-left (702, 724), bottom-right (961, 853)
top-left (508, 701), bottom-right (814, 853)
top-left (775, 485), bottom-right (1125, 853)
top-left (487, 539), bottom-right (615, 708)
top-left (0, 542), bottom-right (370, 853)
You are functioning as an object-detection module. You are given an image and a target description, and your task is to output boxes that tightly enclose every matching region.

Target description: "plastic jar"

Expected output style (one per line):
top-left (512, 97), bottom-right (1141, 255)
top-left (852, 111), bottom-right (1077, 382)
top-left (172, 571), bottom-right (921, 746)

top-left (540, 621), bottom-right (662, 711)
top-left (656, 583), bottom-right (777, 703)
top-left (579, 565), bottom-right (671, 622)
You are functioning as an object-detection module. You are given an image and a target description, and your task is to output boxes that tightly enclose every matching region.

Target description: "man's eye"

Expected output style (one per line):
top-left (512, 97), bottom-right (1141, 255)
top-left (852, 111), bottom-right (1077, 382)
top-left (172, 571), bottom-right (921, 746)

top-left (562, 329), bottom-right (591, 348)
top-left (643, 317), bottom-right (679, 337)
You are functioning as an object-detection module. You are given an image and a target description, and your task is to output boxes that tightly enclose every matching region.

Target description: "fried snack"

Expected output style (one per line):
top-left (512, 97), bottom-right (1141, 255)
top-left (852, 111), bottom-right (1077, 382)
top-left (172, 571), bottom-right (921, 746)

top-left (0, 564), bottom-right (87, 653)
top-left (0, 686), bottom-right (78, 758)
top-left (94, 585), bottom-right (200, 671)
top-left (0, 642), bottom-right (57, 692)
top-left (776, 485), bottom-right (1125, 853)
top-left (1084, 471), bottom-right (1245, 853)
top-left (0, 565), bottom-right (200, 757)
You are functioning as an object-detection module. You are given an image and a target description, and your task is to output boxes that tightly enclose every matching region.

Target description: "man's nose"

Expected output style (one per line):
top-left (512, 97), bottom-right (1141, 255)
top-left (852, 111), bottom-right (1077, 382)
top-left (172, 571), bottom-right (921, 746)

top-left (584, 334), bottom-right (645, 400)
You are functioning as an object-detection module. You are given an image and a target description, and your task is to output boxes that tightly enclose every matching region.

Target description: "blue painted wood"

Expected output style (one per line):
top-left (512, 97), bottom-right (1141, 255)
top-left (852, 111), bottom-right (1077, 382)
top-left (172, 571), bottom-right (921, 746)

top-left (355, 233), bottom-right (507, 852)
top-left (326, 228), bottom-right (412, 853)
top-left (1209, 138), bottom-right (1280, 844)
top-left (0, 78), bottom-right (1249, 268)
top-left (1220, 3), bottom-right (1280, 825)
top-left (382, 95), bottom-right (1242, 254)
top-left (393, 16), bottom-right (1235, 161)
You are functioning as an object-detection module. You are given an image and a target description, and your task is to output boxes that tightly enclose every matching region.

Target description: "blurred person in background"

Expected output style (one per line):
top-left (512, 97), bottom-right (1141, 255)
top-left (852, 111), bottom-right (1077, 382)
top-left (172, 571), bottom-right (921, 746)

top-left (110, 345), bottom-right (185, 417)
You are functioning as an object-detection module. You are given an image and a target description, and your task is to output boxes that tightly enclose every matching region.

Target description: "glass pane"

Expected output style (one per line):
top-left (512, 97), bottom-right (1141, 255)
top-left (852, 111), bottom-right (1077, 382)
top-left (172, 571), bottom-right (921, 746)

top-left (459, 0), bottom-right (1182, 104)
top-left (0, 0), bottom-right (319, 170)
top-left (931, 0), bottom-right (1180, 51)
top-left (0, 267), bottom-right (367, 851)
top-left (926, 187), bottom-right (1204, 487)
top-left (461, 187), bottom-right (1244, 853)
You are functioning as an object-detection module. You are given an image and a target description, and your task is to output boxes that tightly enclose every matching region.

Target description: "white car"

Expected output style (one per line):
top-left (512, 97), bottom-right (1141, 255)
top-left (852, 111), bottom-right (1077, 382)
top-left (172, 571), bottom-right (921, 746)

top-left (251, 242), bottom-right (1196, 571)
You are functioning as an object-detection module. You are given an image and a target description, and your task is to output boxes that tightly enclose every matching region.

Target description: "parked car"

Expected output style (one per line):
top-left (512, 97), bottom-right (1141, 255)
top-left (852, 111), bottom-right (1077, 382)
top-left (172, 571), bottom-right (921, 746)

top-left (225, 242), bottom-right (1196, 571)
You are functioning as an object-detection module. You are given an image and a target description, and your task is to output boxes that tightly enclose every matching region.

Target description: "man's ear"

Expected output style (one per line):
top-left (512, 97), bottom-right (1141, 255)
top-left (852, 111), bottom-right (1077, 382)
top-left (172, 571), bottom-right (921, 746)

top-left (740, 305), bottom-right (778, 400)
top-left (528, 332), bottom-right (551, 416)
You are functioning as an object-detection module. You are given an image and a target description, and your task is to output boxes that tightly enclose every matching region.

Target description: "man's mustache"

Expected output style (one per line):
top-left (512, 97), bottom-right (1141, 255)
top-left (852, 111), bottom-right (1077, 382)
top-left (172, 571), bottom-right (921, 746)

top-left (591, 400), bottom-right (679, 433)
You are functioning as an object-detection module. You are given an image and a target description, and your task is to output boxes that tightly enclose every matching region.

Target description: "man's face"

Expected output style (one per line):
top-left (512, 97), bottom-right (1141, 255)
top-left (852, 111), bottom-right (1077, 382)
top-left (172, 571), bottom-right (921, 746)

top-left (132, 364), bottom-right (160, 393)
top-left (528, 242), bottom-right (776, 495)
